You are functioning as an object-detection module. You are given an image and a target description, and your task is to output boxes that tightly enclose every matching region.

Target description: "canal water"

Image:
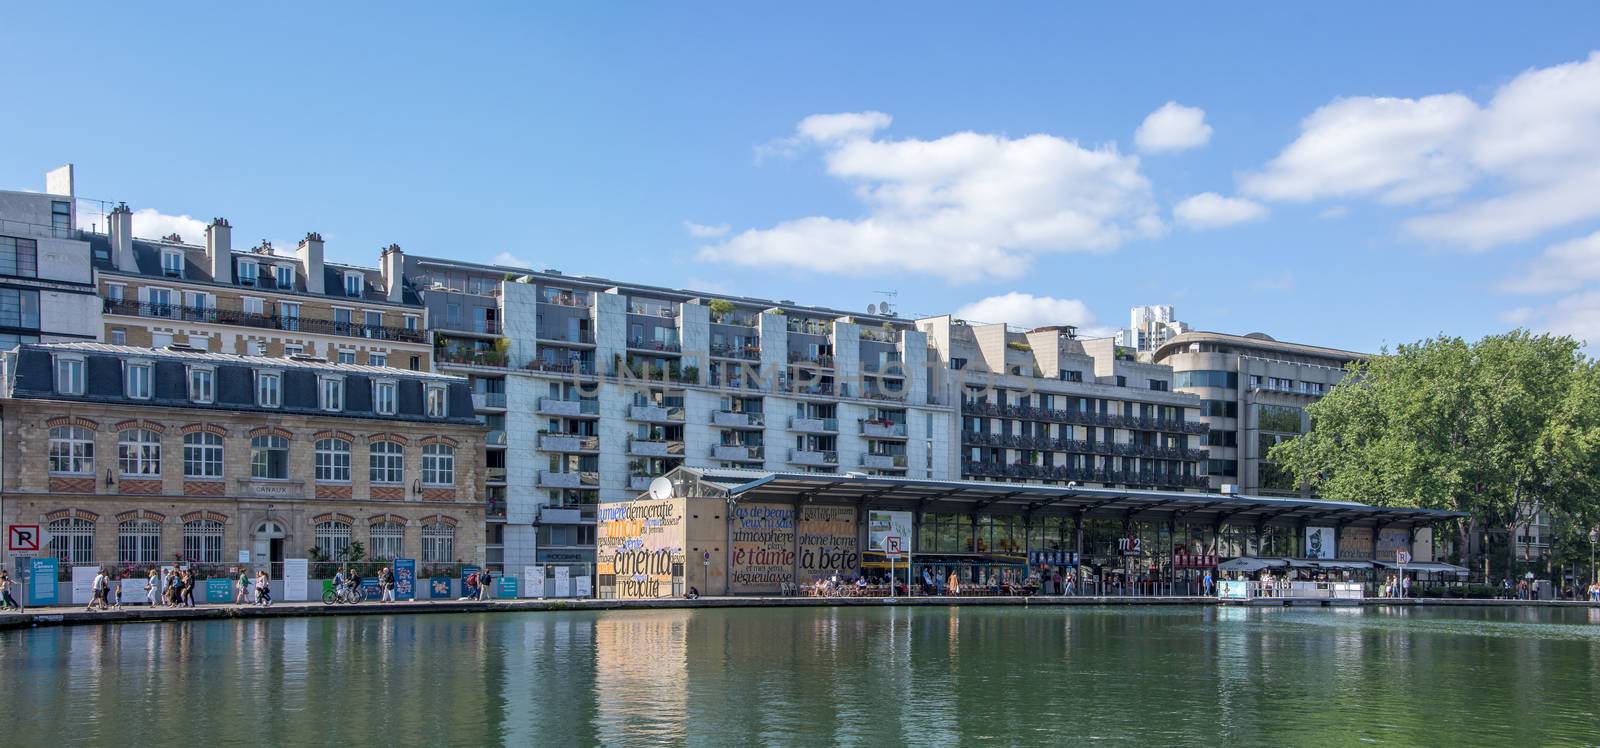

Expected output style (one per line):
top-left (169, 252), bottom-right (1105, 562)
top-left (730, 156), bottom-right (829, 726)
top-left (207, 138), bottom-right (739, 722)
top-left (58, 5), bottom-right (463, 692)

top-left (1, 605), bottom-right (1597, 745)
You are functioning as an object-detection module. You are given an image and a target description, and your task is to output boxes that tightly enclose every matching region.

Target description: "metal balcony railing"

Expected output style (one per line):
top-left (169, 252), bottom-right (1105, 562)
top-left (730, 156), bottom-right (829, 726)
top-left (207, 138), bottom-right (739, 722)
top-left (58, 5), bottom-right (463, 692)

top-left (104, 299), bottom-right (427, 343)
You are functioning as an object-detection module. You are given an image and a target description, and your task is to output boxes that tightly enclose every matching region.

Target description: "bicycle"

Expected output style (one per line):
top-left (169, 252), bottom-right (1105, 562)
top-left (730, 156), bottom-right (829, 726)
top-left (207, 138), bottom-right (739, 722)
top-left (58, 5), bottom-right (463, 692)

top-left (321, 584), bottom-right (366, 605)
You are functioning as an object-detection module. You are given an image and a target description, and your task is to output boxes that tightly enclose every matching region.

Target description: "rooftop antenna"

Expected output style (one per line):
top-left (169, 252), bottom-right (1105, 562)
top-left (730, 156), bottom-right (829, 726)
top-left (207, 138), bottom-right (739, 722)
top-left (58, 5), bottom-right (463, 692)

top-left (874, 290), bottom-right (898, 317)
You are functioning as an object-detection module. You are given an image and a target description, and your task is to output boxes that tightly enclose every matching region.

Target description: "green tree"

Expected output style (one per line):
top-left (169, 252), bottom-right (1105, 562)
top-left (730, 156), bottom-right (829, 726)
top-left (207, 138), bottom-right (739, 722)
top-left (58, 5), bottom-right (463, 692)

top-left (1270, 331), bottom-right (1600, 576)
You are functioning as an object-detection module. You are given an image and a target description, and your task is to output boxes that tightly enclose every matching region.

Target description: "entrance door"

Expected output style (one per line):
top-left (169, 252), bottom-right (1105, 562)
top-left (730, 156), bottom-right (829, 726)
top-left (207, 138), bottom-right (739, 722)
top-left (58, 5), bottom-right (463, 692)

top-left (254, 520), bottom-right (286, 577)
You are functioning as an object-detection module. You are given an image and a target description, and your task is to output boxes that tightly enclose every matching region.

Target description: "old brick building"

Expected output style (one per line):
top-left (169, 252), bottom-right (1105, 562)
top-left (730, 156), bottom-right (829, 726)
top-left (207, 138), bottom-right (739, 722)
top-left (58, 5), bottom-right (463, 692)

top-left (0, 342), bottom-right (486, 573)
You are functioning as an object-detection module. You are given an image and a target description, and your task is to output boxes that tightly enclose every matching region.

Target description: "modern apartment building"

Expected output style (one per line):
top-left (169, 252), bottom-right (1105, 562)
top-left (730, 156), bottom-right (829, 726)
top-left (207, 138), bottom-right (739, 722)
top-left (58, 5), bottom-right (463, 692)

top-left (401, 255), bottom-right (958, 584)
top-left (87, 203), bottom-right (433, 369)
top-left (1117, 304), bottom-right (1190, 353)
top-left (920, 317), bottom-right (1210, 491)
top-left (0, 165), bottom-right (103, 346)
top-left (0, 342), bottom-right (487, 574)
top-left (1150, 331), bottom-right (1363, 495)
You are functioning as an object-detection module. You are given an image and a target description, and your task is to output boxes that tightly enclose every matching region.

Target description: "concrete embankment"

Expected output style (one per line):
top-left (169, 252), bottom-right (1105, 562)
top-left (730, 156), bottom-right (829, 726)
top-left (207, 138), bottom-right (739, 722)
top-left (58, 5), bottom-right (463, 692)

top-left (2, 595), bottom-right (1594, 630)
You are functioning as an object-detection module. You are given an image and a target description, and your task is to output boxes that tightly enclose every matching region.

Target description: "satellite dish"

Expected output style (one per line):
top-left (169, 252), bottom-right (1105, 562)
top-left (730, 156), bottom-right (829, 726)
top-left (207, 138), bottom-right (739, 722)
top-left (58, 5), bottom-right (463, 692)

top-left (867, 303), bottom-right (878, 315)
top-left (648, 476), bottom-right (674, 500)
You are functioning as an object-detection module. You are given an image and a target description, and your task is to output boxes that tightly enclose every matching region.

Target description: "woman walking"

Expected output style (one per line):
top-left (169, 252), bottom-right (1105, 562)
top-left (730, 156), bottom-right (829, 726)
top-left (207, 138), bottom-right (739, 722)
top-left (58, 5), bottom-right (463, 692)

top-left (144, 569), bottom-right (158, 606)
top-left (255, 571), bottom-right (272, 607)
top-left (0, 570), bottom-right (22, 611)
top-left (234, 568), bottom-right (250, 606)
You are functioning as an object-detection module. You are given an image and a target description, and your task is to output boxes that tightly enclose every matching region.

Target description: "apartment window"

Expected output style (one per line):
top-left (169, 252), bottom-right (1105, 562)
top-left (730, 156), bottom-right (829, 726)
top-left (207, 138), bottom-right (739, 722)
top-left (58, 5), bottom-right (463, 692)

top-left (1200, 400), bottom-right (1239, 418)
top-left (364, 310), bottom-right (382, 330)
top-left (188, 366), bottom-right (215, 403)
top-left (278, 302), bottom-right (300, 331)
top-left (253, 341), bottom-right (269, 356)
top-left (105, 283), bottom-right (125, 303)
top-left (56, 356), bottom-right (85, 395)
top-left (404, 316), bottom-right (419, 331)
top-left (1115, 375), bottom-right (1127, 387)
top-left (162, 250), bottom-right (184, 277)
top-left (421, 523), bottom-right (455, 563)
top-left (374, 380), bottom-right (397, 415)
top-left (1061, 370), bottom-right (1083, 382)
top-left (369, 440), bottom-right (404, 484)
top-left (256, 372), bottom-right (282, 407)
top-left (284, 344), bottom-right (304, 357)
top-left (1149, 379), bottom-right (1168, 392)
top-left (315, 521), bottom-right (352, 559)
top-left (426, 384), bottom-right (449, 418)
top-left (368, 352), bottom-right (388, 368)
top-left (320, 376), bottom-right (345, 411)
top-left (949, 357), bottom-right (967, 371)
top-left (48, 426), bottom-right (95, 474)
top-left (182, 520), bottom-right (224, 563)
top-left (0, 288), bottom-right (40, 329)
top-left (125, 362), bottom-right (153, 399)
top-left (118, 519), bottom-right (161, 564)
top-left (49, 517), bottom-right (94, 566)
top-left (369, 522), bottom-right (403, 560)
top-left (422, 443), bottom-right (455, 486)
top-left (118, 428), bottom-right (162, 476)
top-left (243, 297), bottom-right (265, 316)
top-left (274, 265), bottom-right (294, 289)
top-left (409, 355), bottom-right (420, 371)
top-left (51, 200), bottom-right (71, 236)
top-left (344, 273), bottom-right (363, 297)
top-left (0, 236), bottom-right (38, 278)
top-left (337, 349), bottom-right (356, 365)
top-left (183, 431), bottom-right (224, 478)
top-left (250, 435), bottom-right (289, 479)
top-left (315, 438), bottom-right (352, 482)
top-left (110, 328), bottom-right (126, 345)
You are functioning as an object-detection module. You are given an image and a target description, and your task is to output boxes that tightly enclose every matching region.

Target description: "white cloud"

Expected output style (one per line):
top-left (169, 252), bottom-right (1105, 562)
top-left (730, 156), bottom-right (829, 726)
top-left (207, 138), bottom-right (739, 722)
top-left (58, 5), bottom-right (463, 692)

top-left (130, 209), bottom-right (210, 244)
top-left (492, 251), bottom-right (533, 269)
top-left (1241, 51), bottom-right (1600, 250)
top-left (1173, 192), bottom-right (1268, 229)
top-left (682, 221), bottom-right (730, 238)
top-left (1501, 230), bottom-right (1600, 294)
top-left (1318, 206), bottom-right (1349, 219)
top-left (1134, 102), bottom-right (1213, 154)
top-left (1502, 290), bottom-right (1600, 346)
top-left (954, 292), bottom-right (1097, 330)
top-left (702, 113), bottom-right (1164, 281)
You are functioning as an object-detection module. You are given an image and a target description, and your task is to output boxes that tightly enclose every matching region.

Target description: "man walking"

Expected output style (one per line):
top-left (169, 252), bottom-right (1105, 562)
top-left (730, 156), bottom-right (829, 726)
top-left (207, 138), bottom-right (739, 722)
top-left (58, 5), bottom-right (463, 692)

top-left (89, 568), bottom-right (109, 611)
top-left (1203, 569), bottom-right (1215, 596)
top-left (379, 566), bottom-right (395, 603)
top-left (478, 568), bottom-right (493, 601)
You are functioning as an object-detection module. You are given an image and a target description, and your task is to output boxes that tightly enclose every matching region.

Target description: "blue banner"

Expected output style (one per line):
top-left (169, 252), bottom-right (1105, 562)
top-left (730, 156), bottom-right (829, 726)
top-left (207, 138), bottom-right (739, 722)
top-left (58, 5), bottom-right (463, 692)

top-left (360, 576), bottom-right (381, 600)
top-left (393, 559), bottom-right (416, 601)
top-left (498, 576), bottom-right (519, 599)
top-left (461, 565), bottom-right (480, 598)
top-left (205, 577), bottom-right (233, 603)
top-left (428, 577), bottom-right (453, 599)
top-left (27, 556), bottom-right (58, 606)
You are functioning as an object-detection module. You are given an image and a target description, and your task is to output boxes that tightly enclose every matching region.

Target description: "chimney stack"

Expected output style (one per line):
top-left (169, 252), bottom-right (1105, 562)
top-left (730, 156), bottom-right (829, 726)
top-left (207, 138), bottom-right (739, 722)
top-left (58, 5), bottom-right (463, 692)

top-left (109, 203), bottom-right (134, 271)
top-left (205, 218), bottom-right (232, 281)
top-left (297, 232), bottom-right (325, 294)
top-left (381, 244), bottom-right (406, 303)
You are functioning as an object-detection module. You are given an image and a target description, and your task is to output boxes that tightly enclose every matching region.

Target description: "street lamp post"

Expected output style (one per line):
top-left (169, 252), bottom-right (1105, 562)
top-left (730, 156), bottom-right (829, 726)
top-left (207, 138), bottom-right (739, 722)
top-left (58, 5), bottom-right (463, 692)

top-left (1588, 527), bottom-right (1597, 592)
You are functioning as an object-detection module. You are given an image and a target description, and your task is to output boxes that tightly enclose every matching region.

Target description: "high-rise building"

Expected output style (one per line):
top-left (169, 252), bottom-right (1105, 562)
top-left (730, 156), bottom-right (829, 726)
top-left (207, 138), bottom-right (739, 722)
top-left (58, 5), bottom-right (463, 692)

top-left (1150, 331), bottom-right (1364, 495)
top-left (1118, 305), bottom-right (1190, 353)
top-left (0, 165), bottom-right (103, 347)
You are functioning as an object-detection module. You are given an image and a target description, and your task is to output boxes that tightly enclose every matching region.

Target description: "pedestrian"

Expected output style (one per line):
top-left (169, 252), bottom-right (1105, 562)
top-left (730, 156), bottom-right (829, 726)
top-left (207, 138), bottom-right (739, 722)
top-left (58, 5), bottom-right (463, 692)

top-left (461, 571), bottom-right (478, 601)
top-left (0, 570), bottom-right (22, 611)
top-left (1401, 574), bottom-right (1412, 599)
top-left (478, 568), bottom-right (493, 601)
top-left (235, 567), bottom-right (250, 606)
top-left (167, 570), bottom-right (185, 608)
top-left (1203, 569), bottom-right (1214, 596)
top-left (255, 571), bottom-right (272, 606)
top-left (183, 570), bottom-right (196, 607)
top-left (379, 566), bottom-right (396, 603)
top-left (947, 569), bottom-right (960, 596)
top-left (89, 568), bottom-right (109, 611)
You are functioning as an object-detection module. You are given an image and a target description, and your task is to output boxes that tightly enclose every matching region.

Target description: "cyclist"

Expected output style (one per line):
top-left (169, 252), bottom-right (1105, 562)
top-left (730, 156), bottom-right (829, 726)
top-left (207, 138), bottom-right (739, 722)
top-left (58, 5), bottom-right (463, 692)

top-left (332, 568), bottom-right (348, 600)
top-left (347, 568), bottom-right (363, 601)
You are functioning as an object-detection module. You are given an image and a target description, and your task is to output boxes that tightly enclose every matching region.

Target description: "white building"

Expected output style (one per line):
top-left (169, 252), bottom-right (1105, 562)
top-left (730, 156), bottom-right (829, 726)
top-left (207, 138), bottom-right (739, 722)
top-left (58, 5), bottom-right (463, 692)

top-left (0, 165), bottom-right (103, 346)
top-left (1118, 304), bottom-right (1190, 353)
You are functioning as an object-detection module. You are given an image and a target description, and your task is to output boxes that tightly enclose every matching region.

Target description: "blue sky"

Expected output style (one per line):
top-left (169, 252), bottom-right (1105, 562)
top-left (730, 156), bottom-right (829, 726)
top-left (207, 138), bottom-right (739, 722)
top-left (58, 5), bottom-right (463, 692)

top-left (4, 3), bottom-right (1600, 353)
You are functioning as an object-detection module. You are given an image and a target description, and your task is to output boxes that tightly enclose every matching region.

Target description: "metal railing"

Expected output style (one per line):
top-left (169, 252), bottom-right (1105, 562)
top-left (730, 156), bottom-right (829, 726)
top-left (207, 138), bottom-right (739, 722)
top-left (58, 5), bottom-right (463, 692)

top-left (960, 461), bottom-right (1209, 488)
top-left (961, 401), bottom-right (1208, 434)
top-left (710, 343), bottom-right (761, 360)
top-left (526, 359), bottom-right (597, 375)
top-left (104, 299), bottom-right (427, 343)
top-left (539, 327), bottom-right (596, 344)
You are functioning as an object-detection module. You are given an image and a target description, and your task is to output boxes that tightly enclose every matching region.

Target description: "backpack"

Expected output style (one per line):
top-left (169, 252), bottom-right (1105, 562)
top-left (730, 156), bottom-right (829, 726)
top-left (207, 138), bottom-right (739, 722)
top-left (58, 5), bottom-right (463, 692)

top-left (467, 572), bottom-right (478, 586)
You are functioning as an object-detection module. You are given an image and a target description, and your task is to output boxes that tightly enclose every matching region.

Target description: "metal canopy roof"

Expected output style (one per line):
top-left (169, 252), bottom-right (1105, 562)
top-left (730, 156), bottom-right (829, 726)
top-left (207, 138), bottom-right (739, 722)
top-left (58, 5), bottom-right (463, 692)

top-left (673, 468), bottom-right (1464, 529)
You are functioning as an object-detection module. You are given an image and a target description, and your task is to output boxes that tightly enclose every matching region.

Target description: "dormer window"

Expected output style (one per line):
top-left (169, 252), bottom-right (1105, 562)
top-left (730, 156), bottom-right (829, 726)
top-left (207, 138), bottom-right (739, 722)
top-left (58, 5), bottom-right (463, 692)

top-left (274, 265), bottom-right (294, 290)
top-left (374, 380), bottom-right (397, 415)
top-left (344, 272), bottom-right (363, 298)
top-left (162, 250), bottom-right (184, 278)
top-left (426, 384), bottom-right (449, 418)
top-left (125, 361), bottom-right (153, 399)
top-left (188, 366), bottom-right (215, 403)
top-left (237, 259), bottom-right (258, 286)
top-left (320, 376), bottom-right (345, 411)
top-left (55, 355), bottom-right (85, 395)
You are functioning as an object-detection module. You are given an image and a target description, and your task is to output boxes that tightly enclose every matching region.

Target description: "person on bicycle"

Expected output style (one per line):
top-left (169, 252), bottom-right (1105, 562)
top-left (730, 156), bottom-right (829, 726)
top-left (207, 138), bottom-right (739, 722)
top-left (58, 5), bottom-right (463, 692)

top-left (348, 568), bottom-right (363, 599)
top-left (333, 568), bottom-right (348, 598)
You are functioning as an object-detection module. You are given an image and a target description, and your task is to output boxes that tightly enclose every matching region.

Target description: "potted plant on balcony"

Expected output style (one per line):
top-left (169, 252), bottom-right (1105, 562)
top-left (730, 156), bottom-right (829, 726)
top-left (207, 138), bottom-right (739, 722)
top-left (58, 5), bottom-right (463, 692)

top-left (707, 299), bottom-right (735, 323)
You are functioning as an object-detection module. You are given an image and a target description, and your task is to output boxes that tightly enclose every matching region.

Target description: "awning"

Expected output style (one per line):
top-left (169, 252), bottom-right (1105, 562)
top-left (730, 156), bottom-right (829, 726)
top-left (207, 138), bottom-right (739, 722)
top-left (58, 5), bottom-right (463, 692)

top-left (1312, 560), bottom-right (1373, 570)
top-left (1218, 557), bottom-right (1287, 572)
top-left (1371, 560), bottom-right (1469, 574)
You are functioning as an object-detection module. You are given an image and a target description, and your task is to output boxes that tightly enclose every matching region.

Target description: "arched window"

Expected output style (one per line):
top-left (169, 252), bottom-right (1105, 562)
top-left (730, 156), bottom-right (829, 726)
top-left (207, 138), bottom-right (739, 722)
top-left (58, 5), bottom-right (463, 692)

top-left (370, 522), bottom-right (404, 561)
top-left (369, 440), bottom-right (404, 484)
top-left (118, 519), bottom-right (160, 564)
top-left (315, 438), bottom-right (352, 482)
top-left (422, 443), bottom-right (454, 486)
top-left (48, 426), bottom-right (95, 475)
top-left (314, 520), bottom-right (352, 559)
top-left (421, 522), bottom-right (455, 563)
top-left (182, 431), bottom-right (223, 478)
top-left (48, 517), bottom-right (94, 565)
top-left (118, 429), bottom-right (162, 476)
top-left (250, 434), bottom-right (289, 479)
top-left (183, 519), bottom-right (224, 563)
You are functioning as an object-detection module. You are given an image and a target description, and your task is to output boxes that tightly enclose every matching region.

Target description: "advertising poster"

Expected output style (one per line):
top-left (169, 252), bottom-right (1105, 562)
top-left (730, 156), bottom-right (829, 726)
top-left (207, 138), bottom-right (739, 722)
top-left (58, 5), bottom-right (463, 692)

top-left (360, 576), bottom-right (381, 601)
top-left (730, 503), bottom-right (795, 594)
top-left (796, 505), bottom-right (857, 584)
top-left (283, 558), bottom-right (309, 601)
top-left (205, 577), bottom-right (233, 603)
top-left (461, 565), bottom-right (481, 596)
top-left (393, 559), bottom-right (416, 601)
top-left (868, 510), bottom-right (914, 553)
top-left (554, 565), bottom-right (572, 597)
top-left (27, 556), bottom-right (58, 606)
top-left (120, 578), bottom-right (147, 604)
top-left (71, 566), bottom-right (97, 605)
top-left (499, 576), bottom-right (519, 599)
top-left (575, 575), bottom-right (592, 597)
top-left (429, 577), bottom-right (453, 599)
top-left (1305, 527), bottom-right (1336, 560)
top-left (522, 565), bottom-right (545, 598)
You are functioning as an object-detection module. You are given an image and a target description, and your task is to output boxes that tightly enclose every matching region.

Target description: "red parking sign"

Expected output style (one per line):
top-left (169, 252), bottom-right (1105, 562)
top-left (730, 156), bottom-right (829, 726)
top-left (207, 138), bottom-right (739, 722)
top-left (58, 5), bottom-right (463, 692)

top-left (8, 525), bottom-right (40, 552)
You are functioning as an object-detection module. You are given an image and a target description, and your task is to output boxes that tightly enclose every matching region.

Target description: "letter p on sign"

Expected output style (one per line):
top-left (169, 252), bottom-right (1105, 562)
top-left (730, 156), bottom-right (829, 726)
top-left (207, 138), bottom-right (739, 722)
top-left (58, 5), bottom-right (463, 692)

top-left (8, 524), bottom-right (40, 552)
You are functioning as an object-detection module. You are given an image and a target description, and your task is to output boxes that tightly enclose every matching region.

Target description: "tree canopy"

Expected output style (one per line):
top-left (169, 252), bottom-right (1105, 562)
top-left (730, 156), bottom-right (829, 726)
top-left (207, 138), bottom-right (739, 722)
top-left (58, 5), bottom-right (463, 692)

top-left (1269, 331), bottom-right (1600, 570)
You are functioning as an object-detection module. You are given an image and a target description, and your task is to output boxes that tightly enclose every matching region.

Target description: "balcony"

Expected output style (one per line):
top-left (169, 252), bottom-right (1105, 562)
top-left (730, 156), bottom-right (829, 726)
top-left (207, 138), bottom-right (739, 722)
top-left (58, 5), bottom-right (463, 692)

top-left (627, 338), bottom-right (682, 354)
top-left (788, 352), bottom-right (835, 368)
top-left (538, 397), bottom-right (600, 416)
top-left (485, 467), bottom-right (507, 483)
top-left (712, 444), bottom-right (764, 462)
top-left (790, 416), bottom-right (838, 433)
top-left (539, 432), bottom-right (599, 453)
top-left (712, 410), bottom-right (764, 429)
top-left (435, 348), bottom-right (507, 368)
top-left (859, 327), bottom-right (897, 344)
top-left (485, 430), bottom-right (507, 447)
top-left (861, 361), bottom-right (907, 379)
top-left (526, 359), bottom-right (597, 377)
top-left (710, 343), bottom-right (761, 361)
top-left (628, 438), bottom-right (685, 457)
top-left (538, 470), bottom-right (599, 488)
top-left (957, 461), bottom-right (1208, 488)
top-left (630, 403), bottom-right (685, 422)
top-left (539, 294), bottom-right (591, 309)
top-left (103, 299), bottom-right (427, 343)
top-left (789, 449), bottom-right (838, 466)
top-left (434, 318), bottom-right (502, 337)
top-left (627, 475), bottom-right (655, 492)
top-left (787, 319), bottom-right (831, 336)
top-left (861, 420), bottom-right (908, 439)
top-left (862, 453), bottom-right (907, 470)
top-left (538, 327), bottom-right (596, 345)
top-left (472, 392), bottom-right (507, 410)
